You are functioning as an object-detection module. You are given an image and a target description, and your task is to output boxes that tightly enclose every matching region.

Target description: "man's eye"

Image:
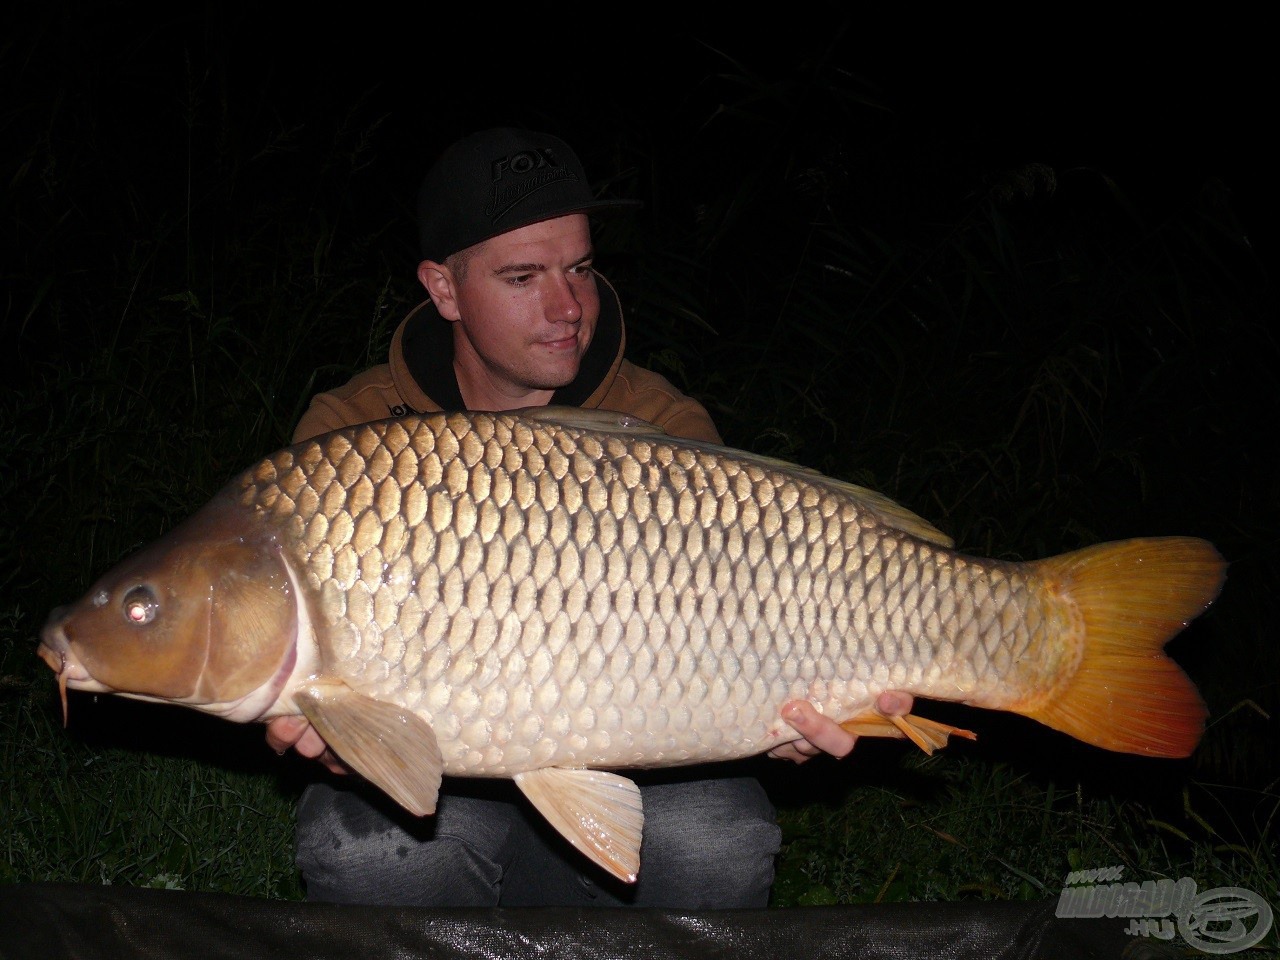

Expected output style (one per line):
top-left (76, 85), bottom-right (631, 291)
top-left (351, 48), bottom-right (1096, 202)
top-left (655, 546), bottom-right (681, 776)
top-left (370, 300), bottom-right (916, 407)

top-left (122, 586), bottom-right (159, 625)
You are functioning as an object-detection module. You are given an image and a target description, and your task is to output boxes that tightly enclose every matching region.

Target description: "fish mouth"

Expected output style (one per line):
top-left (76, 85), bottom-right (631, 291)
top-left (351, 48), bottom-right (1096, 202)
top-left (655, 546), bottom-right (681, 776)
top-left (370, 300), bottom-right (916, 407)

top-left (37, 619), bottom-right (112, 726)
top-left (38, 621), bottom-right (103, 687)
top-left (36, 616), bottom-right (300, 726)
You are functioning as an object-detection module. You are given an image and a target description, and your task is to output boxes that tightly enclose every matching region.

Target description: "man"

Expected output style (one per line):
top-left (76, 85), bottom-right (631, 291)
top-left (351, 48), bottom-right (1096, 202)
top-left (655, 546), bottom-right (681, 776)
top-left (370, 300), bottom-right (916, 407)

top-left (267, 127), bottom-right (914, 907)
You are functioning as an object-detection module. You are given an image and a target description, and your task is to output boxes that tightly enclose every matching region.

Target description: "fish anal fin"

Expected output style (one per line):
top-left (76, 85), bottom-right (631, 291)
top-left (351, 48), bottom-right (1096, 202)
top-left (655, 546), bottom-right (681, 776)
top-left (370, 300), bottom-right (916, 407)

top-left (514, 768), bottom-right (644, 884)
top-left (839, 710), bottom-right (977, 755)
top-left (1018, 536), bottom-right (1225, 758)
top-left (295, 683), bottom-right (443, 816)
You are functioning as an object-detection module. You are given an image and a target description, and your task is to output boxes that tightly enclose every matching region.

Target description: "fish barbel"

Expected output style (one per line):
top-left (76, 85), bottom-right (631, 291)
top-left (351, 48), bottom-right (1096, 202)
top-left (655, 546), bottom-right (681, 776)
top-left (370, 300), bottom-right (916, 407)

top-left (38, 407), bottom-right (1226, 882)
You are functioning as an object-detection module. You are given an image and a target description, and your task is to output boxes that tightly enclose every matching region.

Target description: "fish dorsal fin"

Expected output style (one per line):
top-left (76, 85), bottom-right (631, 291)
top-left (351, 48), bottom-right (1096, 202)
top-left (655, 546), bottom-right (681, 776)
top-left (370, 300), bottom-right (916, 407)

top-left (517, 405), bottom-right (668, 437)
top-left (518, 407), bottom-right (953, 548)
top-left (514, 768), bottom-right (644, 883)
top-left (694, 446), bottom-right (954, 547)
top-left (296, 682), bottom-right (443, 816)
top-left (809, 477), bottom-right (955, 548)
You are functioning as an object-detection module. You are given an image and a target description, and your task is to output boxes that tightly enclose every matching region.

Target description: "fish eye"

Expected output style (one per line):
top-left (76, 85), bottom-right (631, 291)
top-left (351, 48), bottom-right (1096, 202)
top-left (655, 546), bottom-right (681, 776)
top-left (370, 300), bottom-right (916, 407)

top-left (122, 586), bottom-right (159, 625)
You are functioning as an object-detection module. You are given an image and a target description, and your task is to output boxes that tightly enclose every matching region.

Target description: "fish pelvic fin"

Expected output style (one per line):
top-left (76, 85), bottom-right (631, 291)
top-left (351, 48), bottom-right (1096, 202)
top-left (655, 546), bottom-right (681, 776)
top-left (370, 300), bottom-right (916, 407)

top-left (1019, 536), bottom-right (1226, 758)
top-left (514, 768), bottom-right (644, 884)
top-left (296, 682), bottom-right (443, 816)
top-left (840, 711), bottom-right (978, 755)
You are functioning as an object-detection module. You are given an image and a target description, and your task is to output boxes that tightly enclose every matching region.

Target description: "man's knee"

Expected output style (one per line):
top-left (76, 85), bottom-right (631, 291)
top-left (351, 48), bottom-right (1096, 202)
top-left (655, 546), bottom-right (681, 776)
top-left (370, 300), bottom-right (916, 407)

top-left (295, 781), bottom-right (513, 907)
top-left (633, 776), bottom-right (781, 907)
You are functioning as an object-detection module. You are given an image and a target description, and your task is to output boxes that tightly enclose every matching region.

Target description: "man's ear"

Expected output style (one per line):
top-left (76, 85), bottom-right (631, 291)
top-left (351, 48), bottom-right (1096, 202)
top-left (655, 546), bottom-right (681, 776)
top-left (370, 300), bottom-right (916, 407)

top-left (418, 260), bottom-right (459, 321)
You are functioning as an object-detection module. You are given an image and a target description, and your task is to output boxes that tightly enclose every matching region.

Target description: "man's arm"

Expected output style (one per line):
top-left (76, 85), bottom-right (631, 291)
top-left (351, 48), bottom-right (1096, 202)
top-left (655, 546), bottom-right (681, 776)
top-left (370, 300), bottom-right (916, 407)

top-left (290, 362), bottom-right (410, 445)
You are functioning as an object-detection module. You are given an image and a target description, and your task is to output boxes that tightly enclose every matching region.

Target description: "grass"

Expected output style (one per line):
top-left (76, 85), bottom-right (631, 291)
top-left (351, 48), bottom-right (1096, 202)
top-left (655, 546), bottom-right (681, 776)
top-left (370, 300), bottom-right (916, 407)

top-left (3, 11), bottom-right (1277, 953)
top-left (769, 746), bottom-right (1279, 910)
top-left (1, 689), bottom-right (301, 898)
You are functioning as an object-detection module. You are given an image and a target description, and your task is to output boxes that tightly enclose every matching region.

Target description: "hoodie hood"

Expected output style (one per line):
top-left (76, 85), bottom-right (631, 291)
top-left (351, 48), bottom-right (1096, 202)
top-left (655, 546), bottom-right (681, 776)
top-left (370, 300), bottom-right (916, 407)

top-left (391, 273), bottom-right (627, 413)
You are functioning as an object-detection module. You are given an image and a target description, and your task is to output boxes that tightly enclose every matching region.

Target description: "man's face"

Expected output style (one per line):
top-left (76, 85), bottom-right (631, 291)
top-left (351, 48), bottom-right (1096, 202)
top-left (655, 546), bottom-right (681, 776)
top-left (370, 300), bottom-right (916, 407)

top-left (442, 214), bottom-right (600, 408)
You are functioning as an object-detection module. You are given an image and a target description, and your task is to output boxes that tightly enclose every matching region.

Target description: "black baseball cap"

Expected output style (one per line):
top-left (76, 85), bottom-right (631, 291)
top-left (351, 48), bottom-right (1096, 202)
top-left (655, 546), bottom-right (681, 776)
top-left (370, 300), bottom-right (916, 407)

top-left (416, 127), bottom-right (641, 263)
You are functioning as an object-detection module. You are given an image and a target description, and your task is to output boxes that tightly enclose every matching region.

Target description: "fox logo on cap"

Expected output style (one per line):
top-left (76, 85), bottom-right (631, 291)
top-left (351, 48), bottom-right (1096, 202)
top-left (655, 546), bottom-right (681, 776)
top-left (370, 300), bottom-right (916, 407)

top-left (487, 147), bottom-right (579, 221)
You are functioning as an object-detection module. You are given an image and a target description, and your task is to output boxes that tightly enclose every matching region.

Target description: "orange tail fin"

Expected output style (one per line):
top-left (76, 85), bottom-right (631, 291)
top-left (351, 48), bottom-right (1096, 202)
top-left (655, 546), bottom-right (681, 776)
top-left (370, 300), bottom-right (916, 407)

top-left (1019, 536), bottom-right (1226, 758)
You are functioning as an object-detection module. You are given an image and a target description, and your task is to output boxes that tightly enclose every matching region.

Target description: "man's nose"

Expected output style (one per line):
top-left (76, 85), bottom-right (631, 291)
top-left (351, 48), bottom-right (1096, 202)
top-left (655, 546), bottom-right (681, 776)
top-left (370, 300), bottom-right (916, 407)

top-left (546, 274), bottom-right (583, 323)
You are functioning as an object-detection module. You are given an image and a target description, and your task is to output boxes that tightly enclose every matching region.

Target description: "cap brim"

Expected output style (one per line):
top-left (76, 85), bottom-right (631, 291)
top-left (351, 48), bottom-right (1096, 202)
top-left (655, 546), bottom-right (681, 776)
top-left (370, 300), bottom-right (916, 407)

top-left (455, 198), bottom-right (642, 257)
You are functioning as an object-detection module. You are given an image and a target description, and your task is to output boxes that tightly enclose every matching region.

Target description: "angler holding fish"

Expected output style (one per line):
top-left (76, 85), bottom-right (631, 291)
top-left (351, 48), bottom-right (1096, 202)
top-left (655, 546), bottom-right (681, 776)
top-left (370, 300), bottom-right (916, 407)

top-left (95, 127), bottom-right (900, 908)
top-left (38, 128), bottom-right (1224, 905)
top-left (267, 126), bottom-right (874, 907)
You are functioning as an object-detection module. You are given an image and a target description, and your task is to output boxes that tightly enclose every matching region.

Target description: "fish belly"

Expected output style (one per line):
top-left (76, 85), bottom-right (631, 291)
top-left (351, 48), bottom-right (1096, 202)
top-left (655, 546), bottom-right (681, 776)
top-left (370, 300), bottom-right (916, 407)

top-left (241, 412), bottom-right (1052, 776)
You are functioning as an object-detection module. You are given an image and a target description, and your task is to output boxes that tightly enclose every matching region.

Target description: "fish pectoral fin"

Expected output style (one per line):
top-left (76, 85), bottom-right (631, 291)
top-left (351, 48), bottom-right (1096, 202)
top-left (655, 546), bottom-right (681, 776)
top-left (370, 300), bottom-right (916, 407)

top-left (295, 684), bottom-right (443, 817)
top-left (839, 710), bottom-right (978, 756)
top-left (514, 768), bottom-right (644, 884)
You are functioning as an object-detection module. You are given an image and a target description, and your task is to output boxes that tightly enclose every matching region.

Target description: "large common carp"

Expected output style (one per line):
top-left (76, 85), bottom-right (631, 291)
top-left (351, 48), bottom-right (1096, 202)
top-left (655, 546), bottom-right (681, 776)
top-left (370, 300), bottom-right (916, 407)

top-left (39, 408), bottom-right (1225, 882)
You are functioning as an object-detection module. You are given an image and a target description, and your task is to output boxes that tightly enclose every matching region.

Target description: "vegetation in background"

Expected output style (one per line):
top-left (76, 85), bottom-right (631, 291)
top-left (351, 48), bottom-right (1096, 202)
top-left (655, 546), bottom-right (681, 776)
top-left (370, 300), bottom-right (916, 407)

top-left (2, 11), bottom-right (1274, 949)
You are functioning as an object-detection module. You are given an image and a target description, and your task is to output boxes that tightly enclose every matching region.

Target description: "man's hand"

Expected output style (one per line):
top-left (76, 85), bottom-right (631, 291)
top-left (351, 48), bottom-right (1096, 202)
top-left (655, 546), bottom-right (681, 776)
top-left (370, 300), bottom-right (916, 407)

top-left (768, 691), bottom-right (915, 763)
top-left (265, 715), bottom-right (349, 776)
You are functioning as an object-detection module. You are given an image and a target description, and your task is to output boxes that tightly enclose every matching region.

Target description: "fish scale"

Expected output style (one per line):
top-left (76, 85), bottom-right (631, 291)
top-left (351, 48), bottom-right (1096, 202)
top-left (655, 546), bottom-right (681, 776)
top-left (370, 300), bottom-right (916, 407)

top-left (40, 406), bottom-right (1225, 882)
top-left (237, 411), bottom-right (1036, 774)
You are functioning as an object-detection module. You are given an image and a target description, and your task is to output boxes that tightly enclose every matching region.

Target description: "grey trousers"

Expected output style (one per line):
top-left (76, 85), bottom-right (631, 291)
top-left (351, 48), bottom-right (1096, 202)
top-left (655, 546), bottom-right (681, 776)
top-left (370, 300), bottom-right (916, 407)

top-left (295, 768), bottom-right (781, 908)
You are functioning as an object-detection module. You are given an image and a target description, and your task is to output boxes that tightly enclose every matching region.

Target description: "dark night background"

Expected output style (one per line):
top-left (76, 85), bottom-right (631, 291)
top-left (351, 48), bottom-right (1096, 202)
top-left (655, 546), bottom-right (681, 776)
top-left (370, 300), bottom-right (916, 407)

top-left (9, 8), bottom-right (1270, 264)
top-left (2, 2), bottom-right (1276, 913)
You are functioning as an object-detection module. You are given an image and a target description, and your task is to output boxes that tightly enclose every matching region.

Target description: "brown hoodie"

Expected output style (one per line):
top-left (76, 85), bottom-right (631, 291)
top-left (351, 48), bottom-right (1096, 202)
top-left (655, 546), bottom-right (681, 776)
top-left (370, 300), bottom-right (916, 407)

top-left (293, 275), bottom-right (720, 445)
